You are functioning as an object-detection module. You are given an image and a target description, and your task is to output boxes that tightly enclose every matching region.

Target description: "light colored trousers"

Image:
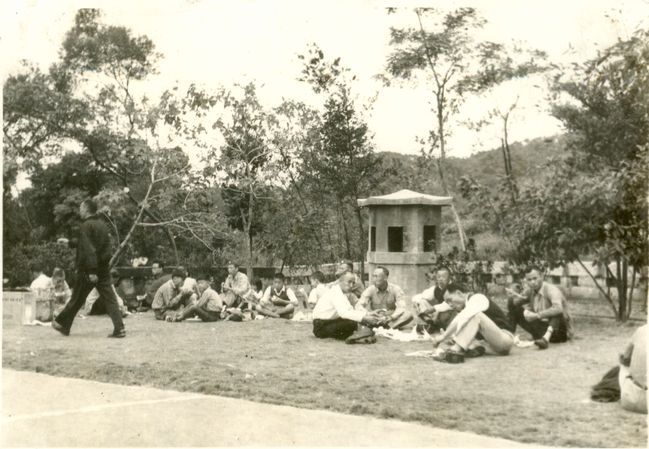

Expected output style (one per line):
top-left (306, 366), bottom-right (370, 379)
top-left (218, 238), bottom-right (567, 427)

top-left (453, 312), bottom-right (514, 355)
top-left (619, 365), bottom-right (647, 414)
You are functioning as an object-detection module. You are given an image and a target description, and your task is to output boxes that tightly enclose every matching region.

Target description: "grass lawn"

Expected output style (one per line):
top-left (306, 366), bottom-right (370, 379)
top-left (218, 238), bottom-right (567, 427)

top-left (2, 311), bottom-right (647, 448)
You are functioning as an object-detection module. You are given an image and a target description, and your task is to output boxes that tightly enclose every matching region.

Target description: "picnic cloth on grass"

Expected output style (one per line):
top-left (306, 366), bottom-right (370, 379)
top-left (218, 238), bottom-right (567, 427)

top-left (591, 365), bottom-right (620, 402)
top-left (375, 326), bottom-right (433, 342)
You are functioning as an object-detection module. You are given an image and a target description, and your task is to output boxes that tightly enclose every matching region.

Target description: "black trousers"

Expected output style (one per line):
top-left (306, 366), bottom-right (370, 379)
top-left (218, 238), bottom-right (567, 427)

top-left (508, 304), bottom-right (568, 343)
top-left (313, 318), bottom-right (358, 340)
top-left (55, 270), bottom-right (124, 333)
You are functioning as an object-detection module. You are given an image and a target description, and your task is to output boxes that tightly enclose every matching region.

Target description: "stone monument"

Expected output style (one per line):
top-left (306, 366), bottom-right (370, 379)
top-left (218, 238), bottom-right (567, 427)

top-left (357, 189), bottom-right (452, 298)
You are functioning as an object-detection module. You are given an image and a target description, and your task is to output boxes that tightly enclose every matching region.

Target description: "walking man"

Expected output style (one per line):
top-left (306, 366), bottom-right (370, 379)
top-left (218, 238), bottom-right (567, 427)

top-left (52, 199), bottom-right (125, 338)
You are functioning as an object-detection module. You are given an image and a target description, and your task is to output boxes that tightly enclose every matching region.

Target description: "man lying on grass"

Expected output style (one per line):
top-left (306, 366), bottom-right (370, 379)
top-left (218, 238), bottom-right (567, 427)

top-left (255, 273), bottom-right (299, 319)
top-left (169, 272), bottom-right (222, 322)
top-left (313, 271), bottom-right (383, 344)
top-left (431, 284), bottom-right (515, 364)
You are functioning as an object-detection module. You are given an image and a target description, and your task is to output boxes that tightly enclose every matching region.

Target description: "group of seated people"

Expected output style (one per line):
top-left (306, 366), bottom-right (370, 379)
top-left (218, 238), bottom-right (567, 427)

top-left (311, 264), bottom-right (573, 358)
top-left (28, 257), bottom-right (645, 413)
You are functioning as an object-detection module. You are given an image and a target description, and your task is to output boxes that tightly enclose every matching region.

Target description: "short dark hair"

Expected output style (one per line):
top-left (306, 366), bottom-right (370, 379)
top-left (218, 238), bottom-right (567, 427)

top-left (376, 266), bottom-right (389, 277)
top-left (273, 272), bottom-right (285, 281)
top-left (436, 266), bottom-right (451, 275)
top-left (253, 279), bottom-right (263, 291)
top-left (340, 260), bottom-right (354, 271)
top-left (151, 261), bottom-right (164, 268)
top-left (171, 268), bottom-right (186, 279)
top-left (30, 263), bottom-right (43, 273)
top-left (445, 283), bottom-right (465, 294)
top-left (526, 266), bottom-right (544, 276)
top-left (81, 198), bottom-right (98, 214)
top-left (310, 271), bottom-right (324, 283)
top-left (227, 261), bottom-right (239, 268)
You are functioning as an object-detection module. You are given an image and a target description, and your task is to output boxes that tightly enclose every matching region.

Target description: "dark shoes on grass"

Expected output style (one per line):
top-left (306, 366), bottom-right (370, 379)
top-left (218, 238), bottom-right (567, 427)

top-left (432, 350), bottom-right (465, 364)
top-left (108, 329), bottom-right (126, 338)
top-left (345, 327), bottom-right (376, 344)
top-left (464, 346), bottom-right (486, 358)
top-left (51, 320), bottom-right (69, 336)
top-left (534, 338), bottom-right (549, 349)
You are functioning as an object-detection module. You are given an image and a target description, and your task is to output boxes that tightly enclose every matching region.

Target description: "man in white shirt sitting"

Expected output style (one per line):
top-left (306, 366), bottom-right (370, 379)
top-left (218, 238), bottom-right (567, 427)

top-left (29, 263), bottom-right (53, 291)
top-left (257, 273), bottom-right (299, 319)
top-left (312, 272), bottom-right (382, 344)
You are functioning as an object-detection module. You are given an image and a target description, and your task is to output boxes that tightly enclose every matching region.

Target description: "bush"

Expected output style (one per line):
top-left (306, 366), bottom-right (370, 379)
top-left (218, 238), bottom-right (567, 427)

top-left (3, 242), bottom-right (75, 288)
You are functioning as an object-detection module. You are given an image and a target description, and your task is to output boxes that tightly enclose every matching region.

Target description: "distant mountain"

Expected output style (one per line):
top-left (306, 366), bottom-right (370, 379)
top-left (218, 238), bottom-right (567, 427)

top-left (374, 135), bottom-right (567, 257)
top-left (377, 134), bottom-right (565, 194)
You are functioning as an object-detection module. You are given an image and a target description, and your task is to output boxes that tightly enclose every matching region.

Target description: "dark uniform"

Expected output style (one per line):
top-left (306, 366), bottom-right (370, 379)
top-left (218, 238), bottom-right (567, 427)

top-left (54, 215), bottom-right (124, 335)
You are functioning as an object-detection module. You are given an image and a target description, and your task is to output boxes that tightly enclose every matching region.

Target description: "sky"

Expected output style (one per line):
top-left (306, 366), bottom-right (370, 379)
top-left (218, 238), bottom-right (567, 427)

top-left (2, 0), bottom-right (649, 164)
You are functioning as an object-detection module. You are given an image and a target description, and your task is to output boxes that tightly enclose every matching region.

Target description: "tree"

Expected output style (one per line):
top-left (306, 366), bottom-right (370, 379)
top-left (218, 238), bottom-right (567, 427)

top-left (384, 7), bottom-right (547, 250)
top-left (499, 29), bottom-right (648, 321)
top-left (299, 45), bottom-right (382, 277)
top-left (5, 9), bottom-right (223, 267)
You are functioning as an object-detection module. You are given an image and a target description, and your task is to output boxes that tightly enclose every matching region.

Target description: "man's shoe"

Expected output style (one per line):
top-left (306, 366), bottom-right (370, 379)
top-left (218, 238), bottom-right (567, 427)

top-left (464, 346), bottom-right (486, 358)
top-left (345, 326), bottom-right (376, 344)
top-left (51, 320), bottom-right (69, 336)
top-left (534, 338), bottom-right (549, 349)
top-left (432, 350), bottom-right (465, 364)
top-left (108, 329), bottom-right (126, 338)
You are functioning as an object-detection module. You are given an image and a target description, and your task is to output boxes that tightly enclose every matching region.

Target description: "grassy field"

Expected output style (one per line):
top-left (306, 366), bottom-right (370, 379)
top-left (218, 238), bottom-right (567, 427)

top-left (2, 311), bottom-right (647, 448)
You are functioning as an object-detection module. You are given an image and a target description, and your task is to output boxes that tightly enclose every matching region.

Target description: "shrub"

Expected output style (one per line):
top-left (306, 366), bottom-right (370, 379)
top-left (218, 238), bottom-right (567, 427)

top-left (3, 242), bottom-right (75, 288)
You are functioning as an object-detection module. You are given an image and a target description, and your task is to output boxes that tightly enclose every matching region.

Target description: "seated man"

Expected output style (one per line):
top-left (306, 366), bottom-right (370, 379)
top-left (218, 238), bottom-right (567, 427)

top-left (356, 266), bottom-right (413, 330)
top-left (221, 261), bottom-right (257, 310)
top-left (151, 268), bottom-right (194, 321)
top-left (619, 324), bottom-right (647, 414)
top-left (431, 284), bottom-right (515, 364)
top-left (143, 261), bottom-right (171, 310)
top-left (509, 267), bottom-right (573, 349)
top-left (328, 261), bottom-right (364, 307)
top-left (412, 267), bottom-right (454, 332)
top-left (256, 273), bottom-right (299, 319)
top-left (312, 271), bottom-right (382, 344)
top-left (172, 272), bottom-right (223, 322)
top-left (29, 263), bottom-right (53, 291)
top-left (307, 271), bottom-right (328, 310)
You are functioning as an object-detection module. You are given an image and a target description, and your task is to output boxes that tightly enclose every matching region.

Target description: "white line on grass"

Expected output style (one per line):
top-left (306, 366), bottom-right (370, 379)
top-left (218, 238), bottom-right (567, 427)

top-left (3, 394), bottom-right (205, 423)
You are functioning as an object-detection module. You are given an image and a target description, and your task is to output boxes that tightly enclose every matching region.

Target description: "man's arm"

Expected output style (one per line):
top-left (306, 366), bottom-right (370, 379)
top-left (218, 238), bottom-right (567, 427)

top-left (537, 285), bottom-right (565, 319)
top-left (78, 222), bottom-right (98, 275)
top-left (232, 274), bottom-right (251, 296)
top-left (392, 285), bottom-right (407, 315)
top-left (355, 286), bottom-right (373, 311)
top-left (331, 290), bottom-right (367, 322)
top-left (260, 287), bottom-right (272, 306)
top-left (285, 288), bottom-right (299, 306)
top-left (152, 284), bottom-right (170, 310)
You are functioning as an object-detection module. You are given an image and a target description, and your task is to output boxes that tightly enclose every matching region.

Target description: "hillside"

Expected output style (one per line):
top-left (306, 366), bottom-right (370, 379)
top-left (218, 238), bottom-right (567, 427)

top-left (375, 135), bottom-right (566, 257)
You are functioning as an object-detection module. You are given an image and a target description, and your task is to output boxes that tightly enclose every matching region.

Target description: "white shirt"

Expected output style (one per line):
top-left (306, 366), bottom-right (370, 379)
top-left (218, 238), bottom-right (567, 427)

top-left (261, 285), bottom-right (299, 306)
top-left (307, 283), bottom-right (328, 306)
top-left (30, 274), bottom-right (53, 291)
top-left (312, 284), bottom-right (366, 322)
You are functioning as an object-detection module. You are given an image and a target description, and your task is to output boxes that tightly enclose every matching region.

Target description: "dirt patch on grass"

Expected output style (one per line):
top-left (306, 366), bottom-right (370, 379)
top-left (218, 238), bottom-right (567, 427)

top-left (3, 313), bottom-right (646, 447)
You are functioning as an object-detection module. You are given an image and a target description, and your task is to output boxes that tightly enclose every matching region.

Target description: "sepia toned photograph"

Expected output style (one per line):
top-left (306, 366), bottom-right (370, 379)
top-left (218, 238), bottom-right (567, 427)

top-left (2, 0), bottom-right (647, 447)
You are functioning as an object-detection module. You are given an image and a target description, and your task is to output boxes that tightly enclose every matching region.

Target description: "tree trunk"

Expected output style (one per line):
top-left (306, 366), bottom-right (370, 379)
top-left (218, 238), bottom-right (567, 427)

top-left (354, 204), bottom-right (366, 282)
top-left (245, 193), bottom-right (254, 278)
top-left (338, 198), bottom-right (352, 259)
top-left (628, 267), bottom-right (637, 319)
top-left (436, 93), bottom-right (466, 252)
top-left (577, 258), bottom-right (618, 317)
top-left (616, 258), bottom-right (627, 322)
